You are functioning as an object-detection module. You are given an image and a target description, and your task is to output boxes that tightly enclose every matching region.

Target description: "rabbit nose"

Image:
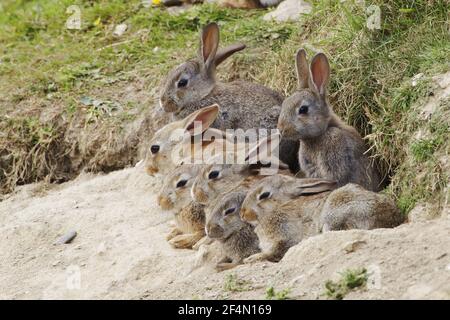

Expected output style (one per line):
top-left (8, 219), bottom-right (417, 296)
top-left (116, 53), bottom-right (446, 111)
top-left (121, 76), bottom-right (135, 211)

top-left (146, 164), bottom-right (159, 176)
top-left (157, 195), bottom-right (173, 210)
top-left (206, 223), bottom-right (223, 239)
top-left (193, 188), bottom-right (208, 204)
top-left (240, 208), bottom-right (257, 222)
top-left (160, 95), bottom-right (178, 113)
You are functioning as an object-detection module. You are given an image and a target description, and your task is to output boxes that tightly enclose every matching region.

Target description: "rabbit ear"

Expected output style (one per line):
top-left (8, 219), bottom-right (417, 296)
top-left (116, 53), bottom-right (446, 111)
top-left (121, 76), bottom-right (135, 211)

top-left (245, 133), bottom-right (281, 164)
top-left (295, 49), bottom-right (309, 89)
top-left (183, 104), bottom-right (220, 134)
top-left (214, 43), bottom-right (246, 67)
top-left (200, 23), bottom-right (220, 74)
top-left (309, 53), bottom-right (330, 96)
top-left (293, 179), bottom-right (337, 196)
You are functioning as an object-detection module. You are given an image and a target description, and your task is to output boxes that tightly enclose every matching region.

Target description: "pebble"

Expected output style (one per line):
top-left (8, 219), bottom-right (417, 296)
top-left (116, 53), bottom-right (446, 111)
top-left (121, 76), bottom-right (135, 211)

top-left (54, 230), bottom-right (77, 245)
top-left (113, 24), bottom-right (128, 37)
top-left (343, 240), bottom-right (367, 253)
top-left (263, 0), bottom-right (312, 22)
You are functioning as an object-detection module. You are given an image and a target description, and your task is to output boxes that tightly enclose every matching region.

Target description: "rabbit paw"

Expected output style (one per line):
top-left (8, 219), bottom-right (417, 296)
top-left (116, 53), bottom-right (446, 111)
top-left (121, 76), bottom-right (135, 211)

top-left (215, 262), bottom-right (238, 272)
top-left (169, 233), bottom-right (203, 249)
top-left (192, 236), bottom-right (213, 251)
top-left (244, 253), bottom-right (267, 264)
top-left (166, 227), bottom-right (182, 241)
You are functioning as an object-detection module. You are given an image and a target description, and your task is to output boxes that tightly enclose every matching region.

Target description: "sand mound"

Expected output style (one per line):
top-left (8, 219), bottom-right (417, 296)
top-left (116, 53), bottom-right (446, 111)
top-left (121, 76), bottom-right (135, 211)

top-left (0, 165), bottom-right (448, 300)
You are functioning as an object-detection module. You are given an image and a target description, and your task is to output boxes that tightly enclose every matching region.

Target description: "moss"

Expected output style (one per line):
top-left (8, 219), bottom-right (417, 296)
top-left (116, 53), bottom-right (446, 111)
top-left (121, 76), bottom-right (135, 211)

top-left (325, 268), bottom-right (368, 300)
top-left (223, 274), bottom-right (252, 292)
top-left (265, 286), bottom-right (291, 300)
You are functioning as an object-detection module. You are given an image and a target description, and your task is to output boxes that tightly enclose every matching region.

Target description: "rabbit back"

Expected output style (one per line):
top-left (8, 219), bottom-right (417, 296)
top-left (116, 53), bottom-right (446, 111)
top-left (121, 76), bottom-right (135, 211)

top-left (320, 183), bottom-right (404, 231)
top-left (175, 80), bottom-right (283, 130)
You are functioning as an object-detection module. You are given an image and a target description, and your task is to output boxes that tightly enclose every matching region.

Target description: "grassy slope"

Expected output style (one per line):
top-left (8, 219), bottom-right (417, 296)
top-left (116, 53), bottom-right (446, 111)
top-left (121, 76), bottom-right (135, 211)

top-left (0, 0), bottom-right (449, 215)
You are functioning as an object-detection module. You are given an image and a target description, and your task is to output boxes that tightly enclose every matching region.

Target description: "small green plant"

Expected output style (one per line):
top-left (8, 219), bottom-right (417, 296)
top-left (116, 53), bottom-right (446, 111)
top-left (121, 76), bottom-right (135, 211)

top-left (410, 138), bottom-right (441, 162)
top-left (324, 268), bottom-right (368, 300)
top-left (397, 194), bottom-right (418, 214)
top-left (223, 274), bottom-right (251, 292)
top-left (265, 286), bottom-right (291, 300)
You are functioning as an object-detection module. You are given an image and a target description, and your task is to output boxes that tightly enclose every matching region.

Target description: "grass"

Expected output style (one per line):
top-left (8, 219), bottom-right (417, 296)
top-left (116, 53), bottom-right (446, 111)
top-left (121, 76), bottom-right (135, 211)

top-left (324, 268), bottom-right (368, 300)
top-left (223, 273), bottom-right (252, 292)
top-left (265, 286), bottom-right (291, 300)
top-left (0, 0), bottom-right (449, 215)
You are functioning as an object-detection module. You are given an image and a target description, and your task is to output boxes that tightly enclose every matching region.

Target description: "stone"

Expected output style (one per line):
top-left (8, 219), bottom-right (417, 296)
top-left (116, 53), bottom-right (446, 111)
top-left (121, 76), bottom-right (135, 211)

top-left (263, 0), bottom-right (312, 22)
top-left (113, 24), bottom-right (128, 37)
top-left (343, 240), bottom-right (367, 253)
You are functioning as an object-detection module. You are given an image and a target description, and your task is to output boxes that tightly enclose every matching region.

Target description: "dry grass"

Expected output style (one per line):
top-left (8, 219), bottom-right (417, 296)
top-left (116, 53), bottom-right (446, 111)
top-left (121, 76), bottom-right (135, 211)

top-left (1, 0), bottom-right (449, 216)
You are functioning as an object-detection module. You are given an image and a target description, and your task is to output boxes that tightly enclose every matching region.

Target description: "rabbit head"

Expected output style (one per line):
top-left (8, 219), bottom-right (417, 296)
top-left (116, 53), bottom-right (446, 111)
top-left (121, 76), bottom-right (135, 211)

top-left (240, 174), bottom-right (337, 224)
top-left (157, 164), bottom-right (203, 212)
top-left (205, 191), bottom-right (247, 240)
top-left (191, 161), bottom-right (249, 205)
top-left (278, 49), bottom-right (333, 140)
top-left (159, 22), bottom-right (245, 114)
top-left (145, 104), bottom-right (219, 176)
top-left (191, 133), bottom-right (288, 205)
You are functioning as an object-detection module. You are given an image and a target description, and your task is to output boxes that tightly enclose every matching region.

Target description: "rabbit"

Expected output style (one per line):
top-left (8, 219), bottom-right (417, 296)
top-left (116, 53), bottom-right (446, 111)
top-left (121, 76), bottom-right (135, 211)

top-left (157, 164), bottom-right (206, 249)
top-left (146, 104), bottom-right (230, 176)
top-left (175, 0), bottom-right (281, 8)
top-left (240, 174), bottom-right (403, 262)
top-left (240, 174), bottom-right (337, 263)
top-left (146, 104), bottom-right (258, 177)
top-left (277, 49), bottom-right (381, 191)
top-left (191, 133), bottom-right (291, 205)
top-left (159, 22), bottom-right (300, 172)
top-left (205, 191), bottom-right (260, 272)
top-left (319, 183), bottom-right (405, 231)
top-left (215, 0), bottom-right (282, 9)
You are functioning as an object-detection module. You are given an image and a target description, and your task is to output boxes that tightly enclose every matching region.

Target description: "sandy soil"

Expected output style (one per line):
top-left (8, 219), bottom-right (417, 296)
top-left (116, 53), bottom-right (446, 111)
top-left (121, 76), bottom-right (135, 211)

top-left (0, 164), bottom-right (449, 300)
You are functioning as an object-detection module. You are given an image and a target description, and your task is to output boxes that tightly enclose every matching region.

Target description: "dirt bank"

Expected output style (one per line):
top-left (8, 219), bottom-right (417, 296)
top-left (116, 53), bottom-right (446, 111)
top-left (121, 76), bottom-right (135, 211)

top-left (0, 164), bottom-right (448, 300)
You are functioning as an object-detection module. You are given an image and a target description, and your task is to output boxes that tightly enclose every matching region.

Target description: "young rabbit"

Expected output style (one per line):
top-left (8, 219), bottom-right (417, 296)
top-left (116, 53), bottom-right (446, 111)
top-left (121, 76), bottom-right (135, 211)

top-left (205, 191), bottom-right (260, 272)
top-left (191, 133), bottom-right (290, 205)
top-left (319, 183), bottom-right (405, 231)
top-left (240, 174), bottom-right (337, 263)
top-left (277, 49), bottom-right (381, 190)
top-left (157, 164), bottom-right (206, 249)
top-left (241, 174), bottom-right (403, 262)
top-left (159, 22), bottom-right (299, 172)
top-left (146, 104), bottom-right (227, 176)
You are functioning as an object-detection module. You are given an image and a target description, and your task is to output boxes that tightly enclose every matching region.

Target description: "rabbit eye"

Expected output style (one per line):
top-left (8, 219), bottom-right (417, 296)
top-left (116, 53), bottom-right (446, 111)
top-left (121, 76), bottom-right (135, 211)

top-left (177, 78), bottom-right (188, 88)
top-left (208, 171), bottom-right (220, 180)
top-left (224, 207), bottom-right (235, 215)
top-left (258, 191), bottom-right (271, 200)
top-left (176, 180), bottom-right (188, 188)
top-left (298, 105), bottom-right (309, 115)
top-left (150, 145), bottom-right (160, 154)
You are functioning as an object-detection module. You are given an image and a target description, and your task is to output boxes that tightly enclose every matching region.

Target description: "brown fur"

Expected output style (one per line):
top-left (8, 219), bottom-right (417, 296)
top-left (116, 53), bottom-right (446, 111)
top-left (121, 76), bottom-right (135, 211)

top-left (206, 191), bottom-right (260, 271)
top-left (168, 201), bottom-right (206, 249)
top-left (160, 23), bottom-right (299, 171)
top-left (158, 164), bottom-right (206, 249)
top-left (217, 0), bottom-right (262, 9)
top-left (277, 49), bottom-right (380, 189)
top-left (241, 174), bottom-right (403, 262)
top-left (320, 183), bottom-right (405, 231)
